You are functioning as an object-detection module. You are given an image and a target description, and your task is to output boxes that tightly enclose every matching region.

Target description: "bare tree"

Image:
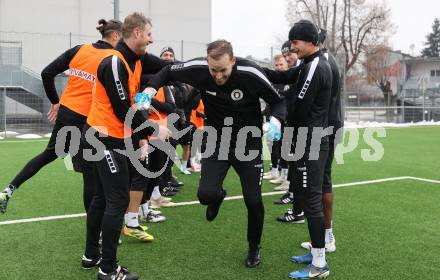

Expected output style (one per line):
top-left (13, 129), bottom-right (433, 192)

top-left (285, 0), bottom-right (392, 73)
top-left (364, 45), bottom-right (397, 120)
top-left (286, 0), bottom-right (342, 54)
top-left (365, 45), bottom-right (391, 97)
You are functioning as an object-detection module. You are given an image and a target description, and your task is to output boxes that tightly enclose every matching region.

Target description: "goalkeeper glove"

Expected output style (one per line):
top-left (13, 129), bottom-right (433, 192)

top-left (134, 92), bottom-right (152, 110)
top-left (263, 117), bottom-right (282, 141)
top-left (134, 87), bottom-right (158, 110)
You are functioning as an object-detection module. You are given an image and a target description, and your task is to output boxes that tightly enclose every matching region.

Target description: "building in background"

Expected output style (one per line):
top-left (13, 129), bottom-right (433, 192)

top-left (399, 56), bottom-right (440, 121)
top-left (0, 0), bottom-right (211, 135)
top-left (0, 0), bottom-right (211, 72)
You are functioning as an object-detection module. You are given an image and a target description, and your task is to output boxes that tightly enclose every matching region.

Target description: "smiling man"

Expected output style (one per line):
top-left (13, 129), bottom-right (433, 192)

top-left (263, 20), bottom-right (334, 279)
top-left (143, 39), bottom-right (288, 268)
top-left (285, 20), bottom-right (333, 280)
top-left (82, 13), bottom-right (171, 280)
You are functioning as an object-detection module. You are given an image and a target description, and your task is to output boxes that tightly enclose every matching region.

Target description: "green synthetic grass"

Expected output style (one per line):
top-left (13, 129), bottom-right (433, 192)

top-left (0, 126), bottom-right (439, 280)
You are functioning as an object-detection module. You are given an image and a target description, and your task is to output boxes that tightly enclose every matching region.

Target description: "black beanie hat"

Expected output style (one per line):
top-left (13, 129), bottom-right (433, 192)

top-left (160, 46), bottom-right (175, 57)
top-left (281, 41), bottom-right (291, 55)
top-left (318, 28), bottom-right (327, 44)
top-left (288, 20), bottom-right (319, 45)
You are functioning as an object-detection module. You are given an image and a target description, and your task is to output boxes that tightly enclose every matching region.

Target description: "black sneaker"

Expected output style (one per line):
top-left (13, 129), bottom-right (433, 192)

top-left (81, 255), bottom-right (101, 270)
top-left (167, 181), bottom-right (183, 190)
top-left (161, 185), bottom-right (179, 196)
top-left (276, 209), bottom-right (305, 224)
top-left (161, 188), bottom-right (177, 197)
top-left (274, 192), bottom-right (293, 205)
top-left (168, 182), bottom-right (183, 189)
top-left (206, 190), bottom-right (227, 221)
top-left (245, 247), bottom-right (261, 268)
top-left (98, 266), bottom-right (139, 280)
top-left (162, 191), bottom-right (177, 197)
top-left (163, 185), bottom-right (180, 193)
top-left (169, 177), bottom-right (184, 187)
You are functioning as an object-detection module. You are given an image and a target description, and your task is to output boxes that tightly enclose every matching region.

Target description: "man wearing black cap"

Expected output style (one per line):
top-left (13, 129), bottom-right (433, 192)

top-left (267, 44), bottom-right (305, 223)
top-left (281, 40), bottom-right (299, 68)
top-left (264, 20), bottom-right (333, 279)
top-left (271, 42), bottom-right (303, 213)
top-left (300, 28), bottom-right (343, 254)
top-left (160, 46), bottom-right (175, 61)
top-left (263, 54), bottom-right (289, 189)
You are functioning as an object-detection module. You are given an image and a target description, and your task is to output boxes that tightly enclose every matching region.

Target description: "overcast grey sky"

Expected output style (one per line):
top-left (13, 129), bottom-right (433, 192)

top-left (212, 0), bottom-right (440, 59)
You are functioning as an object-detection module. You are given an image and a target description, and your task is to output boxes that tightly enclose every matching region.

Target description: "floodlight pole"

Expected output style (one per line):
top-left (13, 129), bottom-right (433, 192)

top-left (422, 84), bottom-right (426, 121)
top-left (420, 77), bottom-right (427, 122)
top-left (3, 87), bottom-right (6, 139)
top-left (114, 0), bottom-right (120, 20)
top-left (402, 85), bottom-right (405, 123)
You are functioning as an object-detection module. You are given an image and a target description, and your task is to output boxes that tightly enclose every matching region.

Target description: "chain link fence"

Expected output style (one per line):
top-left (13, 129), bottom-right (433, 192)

top-left (344, 89), bottom-right (440, 123)
top-left (0, 31), bottom-right (282, 138)
top-left (1, 31), bottom-right (439, 139)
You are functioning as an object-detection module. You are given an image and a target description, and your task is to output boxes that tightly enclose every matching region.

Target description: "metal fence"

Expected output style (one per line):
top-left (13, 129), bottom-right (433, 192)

top-left (345, 106), bottom-right (440, 123)
top-left (344, 89), bottom-right (440, 123)
top-left (0, 30), bottom-right (281, 138)
top-left (0, 68), bottom-right (67, 136)
top-left (1, 30), bottom-right (439, 139)
top-left (0, 31), bottom-right (205, 71)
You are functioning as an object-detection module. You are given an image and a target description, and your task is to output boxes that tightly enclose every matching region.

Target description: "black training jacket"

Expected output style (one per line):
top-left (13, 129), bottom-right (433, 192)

top-left (146, 57), bottom-right (285, 132)
top-left (93, 41), bottom-right (158, 149)
top-left (264, 50), bottom-right (332, 150)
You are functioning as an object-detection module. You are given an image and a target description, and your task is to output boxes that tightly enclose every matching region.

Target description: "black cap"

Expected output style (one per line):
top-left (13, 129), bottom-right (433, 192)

top-left (160, 46), bottom-right (175, 57)
top-left (288, 20), bottom-right (319, 45)
top-left (281, 41), bottom-right (291, 55)
top-left (318, 28), bottom-right (327, 44)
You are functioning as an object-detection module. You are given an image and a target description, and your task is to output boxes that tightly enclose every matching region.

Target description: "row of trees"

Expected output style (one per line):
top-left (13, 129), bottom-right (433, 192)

top-left (284, 0), bottom-right (395, 110)
top-left (283, 0), bottom-right (439, 110)
top-left (285, 0), bottom-right (440, 71)
top-left (285, 0), bottom-right (393, 73)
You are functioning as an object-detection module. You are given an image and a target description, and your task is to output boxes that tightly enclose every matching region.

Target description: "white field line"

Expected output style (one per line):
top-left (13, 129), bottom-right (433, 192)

top-left (0, 213), bottom-right (86, 225)
top-left (0, 176), bottom-right (439, 226)
top-left (0, 139), bottom-right (49, 143)
top-left (407, 176), bottom-right (440, 184)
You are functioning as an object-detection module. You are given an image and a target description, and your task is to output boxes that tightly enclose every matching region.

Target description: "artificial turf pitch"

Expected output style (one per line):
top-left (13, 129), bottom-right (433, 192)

top-left (0, 126), bottom-right (439, 280)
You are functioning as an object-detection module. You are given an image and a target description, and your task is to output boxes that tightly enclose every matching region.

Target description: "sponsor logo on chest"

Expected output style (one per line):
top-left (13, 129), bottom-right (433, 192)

top-left (68, 68), bottom-right (96, 82)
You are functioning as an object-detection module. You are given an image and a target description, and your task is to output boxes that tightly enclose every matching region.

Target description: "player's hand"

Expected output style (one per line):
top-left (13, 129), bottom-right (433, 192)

top-left (47, 103), bottom-right (60, 123)
top-left (139, 139), bottom-right (149, 161)
top-left (134, 92), bottom-right (152, 110)
top-left (156, 125), bottom-right (172, 141)
top-left (142, 87), bottom-right (157, 96)
top-left (263, 117), bottom-right (282, 141)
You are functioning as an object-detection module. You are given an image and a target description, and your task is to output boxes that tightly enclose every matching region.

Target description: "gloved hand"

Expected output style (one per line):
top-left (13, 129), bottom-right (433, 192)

top-left (134, 87), bottom-right (157, 110)
top-left (134, 92), bottom-right (152, 110)
top-left (263, 117), bottom-right (282, 141)
top-left (142, 87), bottom-right (157, 96)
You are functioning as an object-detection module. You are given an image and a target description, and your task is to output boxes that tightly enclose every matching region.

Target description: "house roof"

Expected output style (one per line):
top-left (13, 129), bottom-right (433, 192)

top-left (401, 56), bottom-right (440, 64)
